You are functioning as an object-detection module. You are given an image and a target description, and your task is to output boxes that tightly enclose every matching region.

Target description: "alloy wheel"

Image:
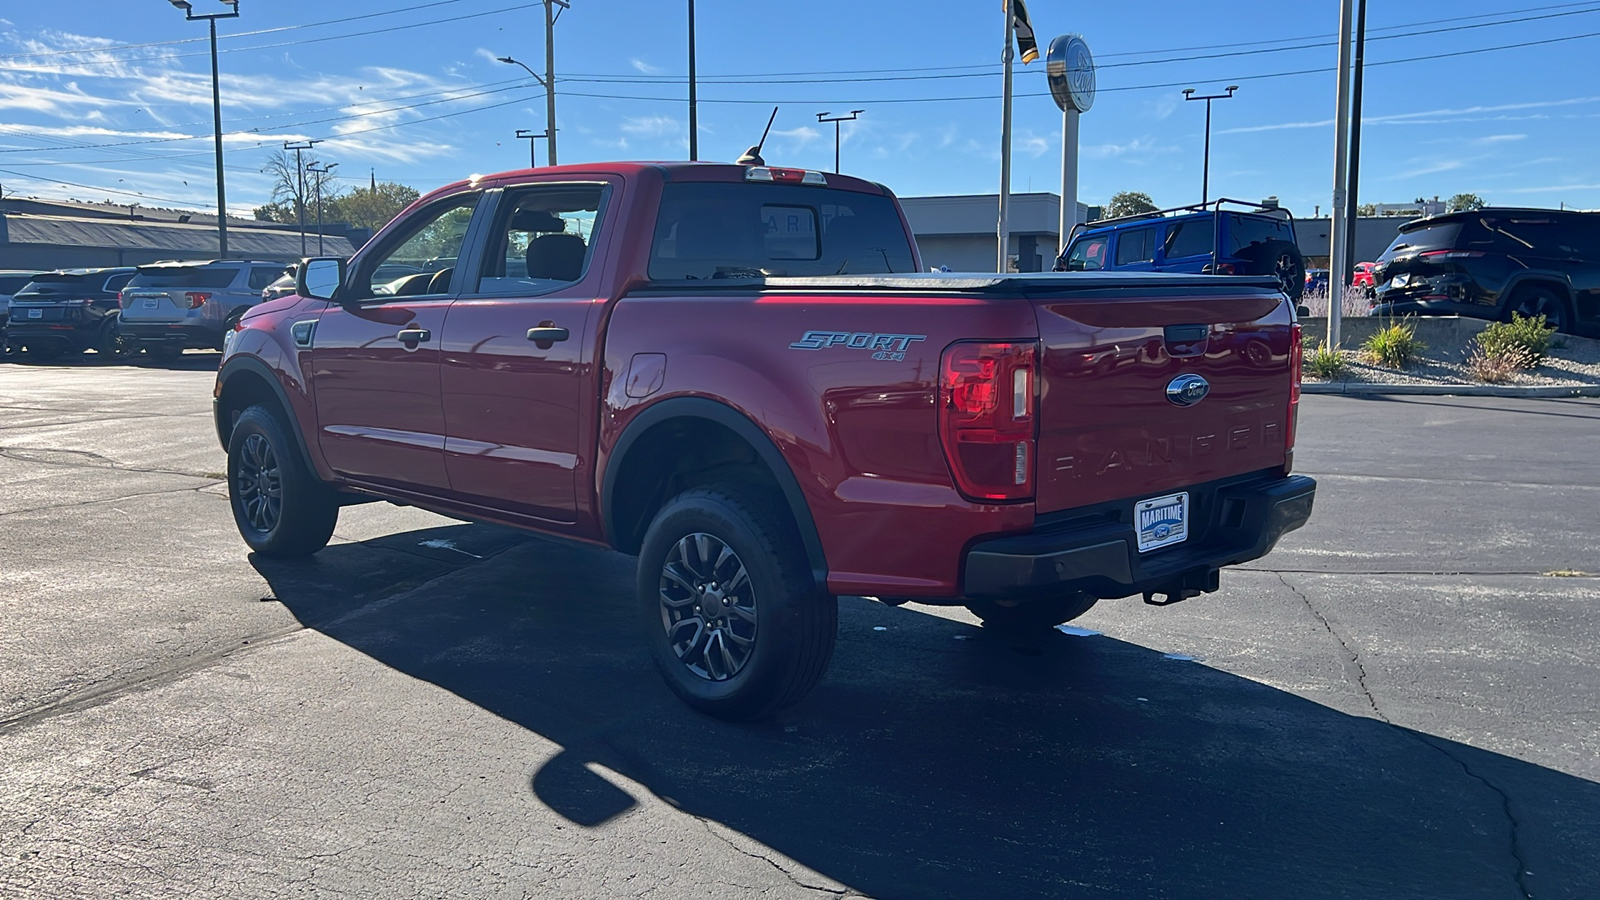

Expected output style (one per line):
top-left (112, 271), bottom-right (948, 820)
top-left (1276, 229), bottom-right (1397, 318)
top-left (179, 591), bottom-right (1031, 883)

top-left (236, 433), bottom-right (283, 534)
top-left (658, 532), bottom-right (758, 681)
top-left (1513, 292), bottom-right (1567, 331)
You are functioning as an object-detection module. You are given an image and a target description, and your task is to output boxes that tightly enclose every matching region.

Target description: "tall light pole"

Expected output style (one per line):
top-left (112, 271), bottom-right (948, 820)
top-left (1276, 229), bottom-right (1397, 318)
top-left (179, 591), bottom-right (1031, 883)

top-left (688, 0), bottom-right (698, 161)
top-left (1329, 0), bottom-right (1356, 350)
top-left (167, 0), bottom-right (238, 258)
top-left (283, 139), bottom-right (320, 256)
top-left (815, 110), bottom-right (864, 174)
top-left (997, 0), bottom-right (1015, 273)
top-left (515, 129), bottom-right (546, 168)
top-left (1181, 85), bottom-right (1237, 205)
top-left (497, 0), bottom-right (567, 166)
top-left (307, 162), bottom-right (337, 256)
top-left (1343, 0), bottom-right (1369, 288)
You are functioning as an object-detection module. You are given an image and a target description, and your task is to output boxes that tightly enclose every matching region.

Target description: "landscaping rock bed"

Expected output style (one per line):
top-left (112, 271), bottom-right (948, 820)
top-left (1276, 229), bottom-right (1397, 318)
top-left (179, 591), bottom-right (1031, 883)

top-left (1299, 315), bottom-right (1600, 389)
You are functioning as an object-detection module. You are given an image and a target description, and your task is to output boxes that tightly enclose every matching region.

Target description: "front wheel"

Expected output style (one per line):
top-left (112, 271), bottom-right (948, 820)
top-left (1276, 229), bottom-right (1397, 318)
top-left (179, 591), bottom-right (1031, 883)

top-left (1506, 286), bottom-right (1571, 334)
top-left (638, 486), bottom-right (837, 721)
top-left (966, 594), bottom-right (1098, 631)
top-left (227, 405), bottom-right (338, 557)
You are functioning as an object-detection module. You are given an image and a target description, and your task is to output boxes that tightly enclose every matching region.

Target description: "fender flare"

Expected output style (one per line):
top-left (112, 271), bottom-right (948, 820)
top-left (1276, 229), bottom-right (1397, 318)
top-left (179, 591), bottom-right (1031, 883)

top-left (602, 397), bottom-right (829, 591)
top-left (214, 354), bottom-right (316, 475)
top-left (1497, 272), bottom-right (1575, 316)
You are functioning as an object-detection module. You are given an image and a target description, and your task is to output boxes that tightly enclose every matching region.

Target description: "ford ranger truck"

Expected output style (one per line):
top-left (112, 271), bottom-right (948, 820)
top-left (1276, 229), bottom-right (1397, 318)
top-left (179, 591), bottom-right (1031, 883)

top-left (214, 161), bottom-right (1315, 720)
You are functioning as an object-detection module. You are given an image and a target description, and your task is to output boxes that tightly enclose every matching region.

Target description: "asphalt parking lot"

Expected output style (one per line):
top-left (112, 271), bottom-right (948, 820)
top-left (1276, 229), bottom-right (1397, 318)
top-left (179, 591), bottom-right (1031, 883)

top-left (2, 354), bottom-right (1598, 899)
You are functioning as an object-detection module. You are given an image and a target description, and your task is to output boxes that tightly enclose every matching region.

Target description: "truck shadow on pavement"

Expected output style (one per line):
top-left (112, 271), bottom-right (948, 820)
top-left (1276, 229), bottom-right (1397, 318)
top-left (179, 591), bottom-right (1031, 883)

top-left (252, 522), bottom-right (1600, 900)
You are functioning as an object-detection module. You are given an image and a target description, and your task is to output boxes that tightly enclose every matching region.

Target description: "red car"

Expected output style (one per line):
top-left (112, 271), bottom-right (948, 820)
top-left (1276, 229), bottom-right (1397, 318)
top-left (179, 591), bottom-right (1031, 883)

top-left (1352, 261), bottom-right (1377, 289)
top-left (214, 161), bottom-right (1315, 719)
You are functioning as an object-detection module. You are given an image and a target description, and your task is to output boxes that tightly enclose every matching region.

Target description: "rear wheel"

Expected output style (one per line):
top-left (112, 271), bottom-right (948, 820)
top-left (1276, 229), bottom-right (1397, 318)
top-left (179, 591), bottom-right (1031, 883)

top-left (98, 319), bottom-right (139, 361)
top-left (227, 405), bottom-right (338, 557)
top-left (966, 594), bottom-right (1098, 631)
top-left (1506, 286), bottom-right (1571, 333)
top-left (638, 486), bottom-right (837, 721)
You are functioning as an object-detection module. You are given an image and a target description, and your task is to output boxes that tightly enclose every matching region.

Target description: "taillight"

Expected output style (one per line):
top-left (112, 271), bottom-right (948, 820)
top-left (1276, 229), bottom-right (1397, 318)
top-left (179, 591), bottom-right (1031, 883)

top-left (1287, 323), bottom-right (1303, 458)
top-left (185, 292), bottom-right (212, 309)
top-left (116, 291), bottom-right (127, 309)
top-left (938, 341), bottom-right (1037, 502)
top-left (1419, 250), bottom-right (1484, 259)
top-left (745, 166), bottom-right (828, 185)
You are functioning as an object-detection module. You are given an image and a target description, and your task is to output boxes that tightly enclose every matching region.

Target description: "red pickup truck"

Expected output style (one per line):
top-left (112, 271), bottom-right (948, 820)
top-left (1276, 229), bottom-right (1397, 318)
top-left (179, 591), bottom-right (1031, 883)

top-left (215, 161), bottom-right (1315, 719)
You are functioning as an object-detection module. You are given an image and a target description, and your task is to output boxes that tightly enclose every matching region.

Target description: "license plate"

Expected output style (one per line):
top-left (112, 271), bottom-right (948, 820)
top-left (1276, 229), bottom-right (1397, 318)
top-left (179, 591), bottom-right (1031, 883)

top-left (1135, 492), bottom-right (1189, 553)
top-left (143, 298), bottom-right (158, 308)
top-left (27, 308), bottom-right (41, 319)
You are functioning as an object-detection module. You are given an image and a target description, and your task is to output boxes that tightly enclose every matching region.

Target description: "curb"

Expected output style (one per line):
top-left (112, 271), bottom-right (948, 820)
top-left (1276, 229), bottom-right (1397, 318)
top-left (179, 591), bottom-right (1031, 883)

top-left (1303, 382), bottom-right (1600, 398)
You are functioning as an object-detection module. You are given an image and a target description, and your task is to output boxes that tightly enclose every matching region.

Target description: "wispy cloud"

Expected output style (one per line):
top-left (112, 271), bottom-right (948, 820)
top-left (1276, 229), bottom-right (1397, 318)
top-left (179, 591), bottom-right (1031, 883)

top-left (630, 58), bottom-right (664, 75)
top-left (1222, 95), bottom-right (1600, 135)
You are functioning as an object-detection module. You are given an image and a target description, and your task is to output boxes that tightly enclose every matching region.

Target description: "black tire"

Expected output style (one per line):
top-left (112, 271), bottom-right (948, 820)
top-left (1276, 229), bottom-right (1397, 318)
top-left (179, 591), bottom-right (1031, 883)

top-left (98, 319), bottom-right (140, 361)
top-left (1505, 286), bottom-right (1571, 334)
top-left (143, 345), bottom-right (183, 364)
top-left (638, 486), bottom-right (837, 721)
top-left (966, 594), bottom-right (1098, 632)
top-left (1238, 239), bottom-right (1306, 300)
top-left (226, 405), bottom-right (338, 558)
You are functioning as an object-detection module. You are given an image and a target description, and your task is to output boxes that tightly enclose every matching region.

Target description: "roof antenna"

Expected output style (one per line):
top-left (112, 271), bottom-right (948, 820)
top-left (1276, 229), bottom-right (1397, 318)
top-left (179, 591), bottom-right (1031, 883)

top-left (736, 106), bottom-right (779, 166)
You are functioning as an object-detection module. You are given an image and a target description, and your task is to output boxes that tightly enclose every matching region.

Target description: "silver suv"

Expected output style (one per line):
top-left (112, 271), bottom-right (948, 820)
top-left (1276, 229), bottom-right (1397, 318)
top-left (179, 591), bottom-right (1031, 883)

top-left (118, 260), bottom-right (287, 360)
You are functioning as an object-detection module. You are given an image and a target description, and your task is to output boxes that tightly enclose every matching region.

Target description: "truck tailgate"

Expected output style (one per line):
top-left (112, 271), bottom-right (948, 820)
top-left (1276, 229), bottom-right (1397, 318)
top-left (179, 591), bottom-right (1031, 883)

top-left (1031, 286), bottom-right (1293, 514)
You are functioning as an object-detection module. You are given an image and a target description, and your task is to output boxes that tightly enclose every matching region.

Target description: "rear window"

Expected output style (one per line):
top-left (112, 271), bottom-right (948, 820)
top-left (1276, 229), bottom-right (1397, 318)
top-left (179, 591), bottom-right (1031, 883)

top-left (1228, 214), bottom-right (1294, 255)
top-left (128, 267), bottom-right (239, 289)
top-left (1381, 222), bottom-right (1463, 259)
top-left (16, 273), bottom-right (111, 297)
top-left (649, 183), bottom-right (916, 280)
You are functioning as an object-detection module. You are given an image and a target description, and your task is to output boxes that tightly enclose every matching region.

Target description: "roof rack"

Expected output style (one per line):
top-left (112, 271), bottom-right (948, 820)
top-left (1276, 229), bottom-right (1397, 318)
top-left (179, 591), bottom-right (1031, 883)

top-left (1060, 198), bottom-right (1299, 279)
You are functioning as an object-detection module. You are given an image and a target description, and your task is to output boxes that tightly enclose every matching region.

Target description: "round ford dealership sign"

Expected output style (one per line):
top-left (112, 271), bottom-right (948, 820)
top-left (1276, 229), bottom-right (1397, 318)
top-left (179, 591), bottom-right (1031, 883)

top-left (1047, 34), bottom-right (1096, 113)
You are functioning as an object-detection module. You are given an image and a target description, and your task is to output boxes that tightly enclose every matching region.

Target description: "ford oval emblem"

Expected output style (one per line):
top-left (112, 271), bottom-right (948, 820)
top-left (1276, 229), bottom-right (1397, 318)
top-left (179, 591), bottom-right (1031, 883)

top-left (1166, 374), bottom-right (1210, 407)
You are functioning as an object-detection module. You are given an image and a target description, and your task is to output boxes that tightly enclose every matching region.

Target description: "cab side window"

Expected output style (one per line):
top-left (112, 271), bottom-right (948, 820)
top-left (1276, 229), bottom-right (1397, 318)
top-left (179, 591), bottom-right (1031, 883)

top-left (474, 184), bottom-right (608, 295)
top-left (1114, 227), bottom-right (1156, 266)
top-left (357, 194), bottom-right (480, 299)
top-left (1164, 221), bottom-right (1213, 259)
top-left (1064, 237), bottom-right (1106, 271)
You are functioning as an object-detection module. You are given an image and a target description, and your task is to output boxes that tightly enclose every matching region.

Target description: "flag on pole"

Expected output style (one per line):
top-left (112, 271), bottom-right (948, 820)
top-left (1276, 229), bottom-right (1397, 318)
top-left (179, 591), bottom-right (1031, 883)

top-left (1012, 0), bottom-right (1039, 65)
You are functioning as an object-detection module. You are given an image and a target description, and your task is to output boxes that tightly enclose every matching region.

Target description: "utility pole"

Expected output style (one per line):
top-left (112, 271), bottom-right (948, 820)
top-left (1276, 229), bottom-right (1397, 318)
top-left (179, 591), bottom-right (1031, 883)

top-left (307, 162), bottom-right (337, 256)
top-left (1328, 0), bottom-right (1355, 349)
top-left (998, 0), bottom-right (1015, 273)
top-left (1343, 0), bottom-right (1368, 287)
top-left (515, 129), bottom-right (546, 167)
top-left (284, 139), bottom-right (319, 257)
top-left (497, 0), bottom-right (566, 170)
top-left (1181, 85), bottom-right (1237, 206)
top-left (688, 0), bottom-right (698, 161)
top-left (168, 0), bottom-right (239, 258)
top-left (815, 110), bottom-right (864, 173)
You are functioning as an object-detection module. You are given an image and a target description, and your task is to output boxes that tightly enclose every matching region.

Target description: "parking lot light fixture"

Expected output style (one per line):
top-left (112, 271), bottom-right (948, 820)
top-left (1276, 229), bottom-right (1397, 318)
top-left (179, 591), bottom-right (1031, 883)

top-left (815, 109), bottom-right (864, 174)
top-left (499, 48), bottom-right (558, 166)
top-left (165, 0), bottom-right (239, 258)
top-left (1182, 85), bottom-right (1237, 205)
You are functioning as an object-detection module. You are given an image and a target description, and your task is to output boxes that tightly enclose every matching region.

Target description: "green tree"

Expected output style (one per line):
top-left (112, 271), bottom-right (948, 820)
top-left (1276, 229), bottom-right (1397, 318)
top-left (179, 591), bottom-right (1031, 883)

top-left (1102, 191), bottom-right (1157, 219)
top-left (1447, 193), bottom-right (1486, 213)
top-left (253, 200), bottom-right (296, 223)
top-left (334, 181), bottom-right (422, 232)
top-left (1356, 203), bottom-right (1376, 217)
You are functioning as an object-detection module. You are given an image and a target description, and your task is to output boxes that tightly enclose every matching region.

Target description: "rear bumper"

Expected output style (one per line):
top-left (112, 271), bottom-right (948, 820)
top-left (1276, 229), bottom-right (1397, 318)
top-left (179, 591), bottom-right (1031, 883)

top-left (5, 321), bottom-right (97, 350)
top-left (963, 474), bottom-right (1316, 600)
top-left (122, 321), bottom-right (223, 349)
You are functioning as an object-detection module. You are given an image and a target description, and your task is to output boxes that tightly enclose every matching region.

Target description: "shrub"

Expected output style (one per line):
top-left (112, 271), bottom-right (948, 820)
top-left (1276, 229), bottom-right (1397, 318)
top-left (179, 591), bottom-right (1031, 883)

top-left (1303, 344), bottom-right (1348, 380)
top-left (1474, 313), bottom-right (1555, 367)
top-left (1360, 322), bottom-right (1425, 369)
top-left (1466, 345), bottom-right (1534, 384)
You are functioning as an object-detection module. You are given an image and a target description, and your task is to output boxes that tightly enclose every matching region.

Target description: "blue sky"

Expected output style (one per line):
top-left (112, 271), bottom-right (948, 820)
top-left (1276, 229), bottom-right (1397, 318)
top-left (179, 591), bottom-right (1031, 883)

top-left (1, 0), bottom-right (1597, 218)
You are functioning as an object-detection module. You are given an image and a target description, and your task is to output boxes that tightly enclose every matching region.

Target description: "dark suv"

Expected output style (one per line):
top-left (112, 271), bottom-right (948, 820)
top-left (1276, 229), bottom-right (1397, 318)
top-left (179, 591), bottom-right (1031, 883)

top-left (1371, 208), bottom-right (1599, 335)
top-left (1055, 199), bottom-right (1306, 301)
top-left (4, 268), bottom-right (138, 361)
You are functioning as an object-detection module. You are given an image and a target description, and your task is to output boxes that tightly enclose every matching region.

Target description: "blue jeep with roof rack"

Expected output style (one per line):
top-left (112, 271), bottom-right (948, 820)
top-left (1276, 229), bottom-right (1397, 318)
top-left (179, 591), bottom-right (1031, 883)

top-left (1054, 199), bottom-right (1306, 301)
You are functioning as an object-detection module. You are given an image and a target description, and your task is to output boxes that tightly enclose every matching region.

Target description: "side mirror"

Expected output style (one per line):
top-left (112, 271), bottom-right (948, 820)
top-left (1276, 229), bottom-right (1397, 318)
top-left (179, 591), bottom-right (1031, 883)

top-left (298, 257), bottom-right (345, 301)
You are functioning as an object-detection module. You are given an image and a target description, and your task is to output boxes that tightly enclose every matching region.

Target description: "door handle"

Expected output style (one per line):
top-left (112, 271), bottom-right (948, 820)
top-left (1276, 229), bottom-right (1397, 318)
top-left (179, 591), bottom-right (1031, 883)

top-left (526, 325), bottom-right (570, 347)
top-left (396, 327), bottom-right (432, 347)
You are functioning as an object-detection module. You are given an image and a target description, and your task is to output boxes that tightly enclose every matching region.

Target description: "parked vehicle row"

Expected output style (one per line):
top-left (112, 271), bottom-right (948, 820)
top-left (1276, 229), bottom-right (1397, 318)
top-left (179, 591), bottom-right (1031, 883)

top-left (2, 260), bottom-right (297, 362)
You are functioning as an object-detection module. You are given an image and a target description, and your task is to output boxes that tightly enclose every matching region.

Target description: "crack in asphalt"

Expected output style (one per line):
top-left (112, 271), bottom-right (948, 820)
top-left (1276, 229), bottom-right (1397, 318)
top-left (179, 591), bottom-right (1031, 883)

top-left (0, 483), bottom-right (222, 520)
top-left (0, 444), bottom-right (222, 482)
top-left (692, 817), bottom-right (853, 897)
top-left (1242, 566), bottom-right (1597, 578)
top-left (1277, 571), bottom-right (1534, 900)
